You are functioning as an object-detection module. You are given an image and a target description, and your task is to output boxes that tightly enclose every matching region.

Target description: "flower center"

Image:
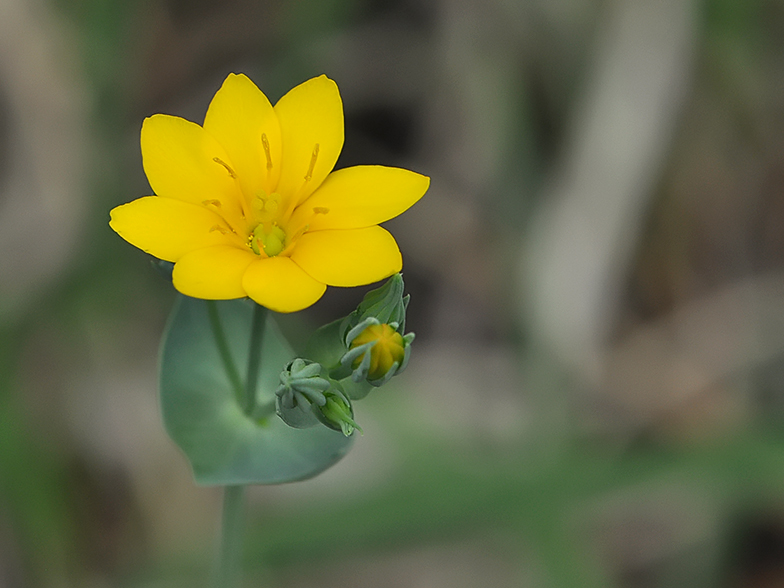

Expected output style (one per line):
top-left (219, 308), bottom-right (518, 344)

top-left (216, 142), bottom-right (326, 258)
top-left (249, 223), bottom-right (286, 256)
top-left (246, 189), bottom-right (287, 256)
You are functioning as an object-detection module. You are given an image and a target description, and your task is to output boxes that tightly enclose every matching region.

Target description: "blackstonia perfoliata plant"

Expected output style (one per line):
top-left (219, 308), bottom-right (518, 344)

top-left (108, 72), bottom-right (427, 587)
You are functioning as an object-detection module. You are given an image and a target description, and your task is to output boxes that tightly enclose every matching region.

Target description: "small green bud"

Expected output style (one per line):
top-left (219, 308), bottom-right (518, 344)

top-left (315, 390), bottom-right (362, 437)
top-left (275, 358), bottom-right (330, 429)
top-left (276, 359), bottom-right (362, 435)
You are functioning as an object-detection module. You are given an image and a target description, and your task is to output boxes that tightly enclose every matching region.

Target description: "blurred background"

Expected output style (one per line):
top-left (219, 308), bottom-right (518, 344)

top-left (2, 0), bottom-right (784, 586)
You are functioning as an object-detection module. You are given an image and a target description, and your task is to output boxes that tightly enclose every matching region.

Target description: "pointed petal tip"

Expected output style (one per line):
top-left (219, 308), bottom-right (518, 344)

top-left (222, 72), bottom-right (256, 88)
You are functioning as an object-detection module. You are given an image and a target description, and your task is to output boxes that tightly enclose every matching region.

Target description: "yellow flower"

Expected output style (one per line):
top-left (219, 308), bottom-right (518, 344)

top-left (109, 74), bottom-right (429, 312)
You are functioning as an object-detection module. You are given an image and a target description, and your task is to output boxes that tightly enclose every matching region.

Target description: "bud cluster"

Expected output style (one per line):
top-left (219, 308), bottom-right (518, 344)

top-left (274, 274), bottom-right (415, 437)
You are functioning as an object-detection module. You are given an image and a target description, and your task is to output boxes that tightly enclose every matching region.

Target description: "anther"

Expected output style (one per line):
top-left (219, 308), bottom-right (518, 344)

top-left (202, 199), bottom-right (222, 208)
top-left (313, 207), bottom-right (329, 215)
top-left (209, 224), bottom-right (228, 234)
top-left (304, 144), bottom-right (320, 181)
top-left (212, 157), bottom-right (237, 178)
top-left (261, 133), bottom-right (273, 170)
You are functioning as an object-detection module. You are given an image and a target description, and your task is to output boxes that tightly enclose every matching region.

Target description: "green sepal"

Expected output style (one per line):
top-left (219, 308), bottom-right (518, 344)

top-left (275, 399), bottom-right (321, 429)
top-left (159, 296), bottom-right (353, 486)
top-left (151, 258), bottom-right (174, 281)
top-left (348, 273), bottom-right (408, 333)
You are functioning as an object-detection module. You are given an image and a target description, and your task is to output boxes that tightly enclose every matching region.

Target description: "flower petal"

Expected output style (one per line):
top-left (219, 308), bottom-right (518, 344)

top-left (172, 245), bottom-right (256, 299)
top-left (203, 73), bottom-right (282, 198)
top-left (273, 75), bottom-right (343, 207)
top-left (291, 226), bottom-right (402, 287)
top-left (141, 114), bottom-right (245, 228)
top-left (242, 257), bottom-right (326, 313)
top-left (289, 166), bottom-right (429, 232)
top-left (109, 196), bottom-right (241, 262)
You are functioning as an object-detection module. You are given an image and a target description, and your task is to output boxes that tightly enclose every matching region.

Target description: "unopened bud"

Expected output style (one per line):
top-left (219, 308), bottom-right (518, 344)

top-left (315, 390), bottom-right (362, 437)
top-left (275, 358), bottom-right (330, 428)
top-left (340, 317), bottom-right (414, 386)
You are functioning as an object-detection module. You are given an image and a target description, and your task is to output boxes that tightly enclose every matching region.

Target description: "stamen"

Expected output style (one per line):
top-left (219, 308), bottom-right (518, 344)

top-left (248, 235), bottom-right (261, 256)
top-left (313, 207), bottom-right (329, 215)
top-left (209, 224), bottom-right (228, 235)
top-left (202, 199), bottom-right (222, 208)
top-left (290, 224), bottom-right (309, 242)
top-left (261, 133), bottom-right (273, 170)
top-left (304, 144), bottom-right (320, 181)
top-left (212, 157), bottom-right (237, 178)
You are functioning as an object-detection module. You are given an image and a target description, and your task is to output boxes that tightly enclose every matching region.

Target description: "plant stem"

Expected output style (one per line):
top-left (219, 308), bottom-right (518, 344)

top-left (209, 302), bottom-right (268, 587)
top-left (207, 300), bottom-right (244, 408)
top-left (208, 302), bottom-right (268, 587)
top-left (244, 303), bottom-right (267, 415)
top-left (212, 485), bottom-right (245, 588)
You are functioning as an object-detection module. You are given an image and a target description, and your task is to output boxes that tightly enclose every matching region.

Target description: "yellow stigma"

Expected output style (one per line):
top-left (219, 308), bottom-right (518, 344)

top-left (251, 190), bottom-right (281, 223)
top-left (351, 324), bottom-right (405, 380)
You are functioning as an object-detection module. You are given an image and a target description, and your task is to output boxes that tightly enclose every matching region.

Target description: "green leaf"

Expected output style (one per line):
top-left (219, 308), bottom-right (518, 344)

top-left (303, 316), bottom-right (347, 369)
top-left (159, 296), bottom-right (353, 486)
top-left (339, 377), bottom-right (373, 401)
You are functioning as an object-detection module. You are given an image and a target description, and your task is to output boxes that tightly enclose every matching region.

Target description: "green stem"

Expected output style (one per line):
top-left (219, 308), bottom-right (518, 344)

top-left (208, 302), bottom-right (269, 587)
top-left (212, 485), bottom-right (245, 588)
top-left (244, 303), bottom-right (267, 415)
top-left (207, 300), bottom-right (244, 408)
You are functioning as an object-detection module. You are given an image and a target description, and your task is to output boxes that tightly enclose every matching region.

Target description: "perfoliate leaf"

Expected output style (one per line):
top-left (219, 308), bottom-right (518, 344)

top-left (159, 296), bottom-right (353, 485)
top-left (302, 317), bottom-right (347, 369)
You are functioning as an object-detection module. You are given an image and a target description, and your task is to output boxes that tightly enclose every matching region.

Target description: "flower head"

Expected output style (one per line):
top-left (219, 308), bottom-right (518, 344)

top-left (110, 74), bottom-right (429, 312)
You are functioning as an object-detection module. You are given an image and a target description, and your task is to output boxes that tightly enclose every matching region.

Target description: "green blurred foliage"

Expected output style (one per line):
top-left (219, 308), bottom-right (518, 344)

top-left (3, 0), bottom-right (784, 586)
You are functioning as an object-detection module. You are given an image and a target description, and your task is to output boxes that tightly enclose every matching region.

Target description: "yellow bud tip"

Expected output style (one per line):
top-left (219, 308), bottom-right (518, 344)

top-left (351, 324), bottom-right (405, 381)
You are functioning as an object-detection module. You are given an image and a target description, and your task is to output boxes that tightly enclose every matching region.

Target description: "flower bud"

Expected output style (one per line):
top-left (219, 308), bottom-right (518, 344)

top-left (340, 317), bottom-right (415, 386)
top-left (315, 389), bottom-right (362, 437)
top-left (275, 358), bottom-right (330, 429)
